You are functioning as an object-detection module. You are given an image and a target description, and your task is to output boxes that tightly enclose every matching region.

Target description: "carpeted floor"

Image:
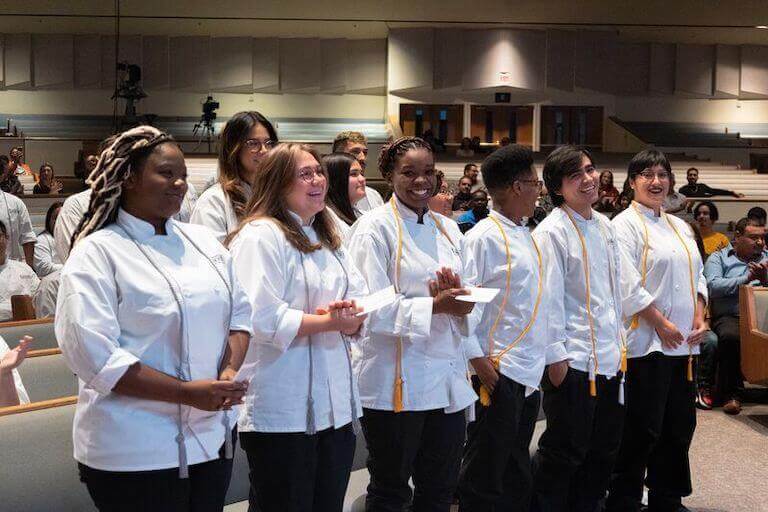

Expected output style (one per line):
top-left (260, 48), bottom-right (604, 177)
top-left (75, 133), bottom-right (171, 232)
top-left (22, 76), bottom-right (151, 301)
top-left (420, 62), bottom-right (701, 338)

top-left (684, 400), bottom-right (768, 512)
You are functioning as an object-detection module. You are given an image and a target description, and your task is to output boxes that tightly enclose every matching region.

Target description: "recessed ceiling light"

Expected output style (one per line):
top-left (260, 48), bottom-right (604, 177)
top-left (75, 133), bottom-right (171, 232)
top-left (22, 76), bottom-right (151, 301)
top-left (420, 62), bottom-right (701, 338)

top-left (756, 25), bottom-right (768, 29)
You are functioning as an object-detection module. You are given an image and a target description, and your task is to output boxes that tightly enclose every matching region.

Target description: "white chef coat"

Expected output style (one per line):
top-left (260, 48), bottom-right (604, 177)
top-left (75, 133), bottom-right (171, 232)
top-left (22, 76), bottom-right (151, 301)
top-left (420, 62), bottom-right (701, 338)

top-left (533, 206), bottom-right (653, 377)
top-left (0, 259), bottom-right (40, 322)
top-left (55, 209), bottom-right (253, 472)
top-left (354, 186), bottom-right (385, 214)
top-left (53, 189), bottom-right (91, 263)
top-left (464, 211), bottom-right (549, 391)
top-left (34, 269), bottom-right (59, 318)
top-left (326, 207), bottom-right (353, 243)
top-left (347, 196), bottom-right (479, 413)
top-left (612, 202), bottom-right (708, 358)
top-left (0, 334), bottom-right (30, 404)
top-left (34, 231), bottom-right (62, 277)
top-left (175, 181), bottom-right (198, 223)
top-left (190, 183), bottom-right (252, 243)
top-left (0, 190), bottom-right (37, 262)
top-left (230, 213), bottom-right (368, 433)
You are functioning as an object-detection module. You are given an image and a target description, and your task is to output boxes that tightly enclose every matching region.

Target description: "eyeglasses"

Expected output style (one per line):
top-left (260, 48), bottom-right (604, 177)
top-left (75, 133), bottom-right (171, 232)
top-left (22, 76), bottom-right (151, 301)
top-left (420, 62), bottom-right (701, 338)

top-left (518, 179), bottom-right (544, 189)
top-left (297, 167), bottom-right (325, 183)
top-left (638, 169), bottom-right (670, 181)
top-left (244, 139), bottom-right (275, 152)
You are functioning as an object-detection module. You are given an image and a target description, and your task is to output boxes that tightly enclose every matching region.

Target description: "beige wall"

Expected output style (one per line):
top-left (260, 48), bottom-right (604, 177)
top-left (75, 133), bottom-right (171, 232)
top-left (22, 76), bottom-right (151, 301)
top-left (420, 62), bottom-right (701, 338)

top-left (0, 89), bottom-right (386, 119)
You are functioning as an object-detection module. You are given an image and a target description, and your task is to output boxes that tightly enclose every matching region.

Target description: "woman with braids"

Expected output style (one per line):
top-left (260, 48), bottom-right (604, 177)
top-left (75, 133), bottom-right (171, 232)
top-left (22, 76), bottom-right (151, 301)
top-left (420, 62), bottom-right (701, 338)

top-left (227, 143), bottom-right (366, 512)
top-left (322, 151), bottom-right (368, 240)
top-left (55, 126), bottom-right (254, 512)
top-left (191, 111), bottom-right (278, 242)
top-left (347, 136), bottom-right (478, 512)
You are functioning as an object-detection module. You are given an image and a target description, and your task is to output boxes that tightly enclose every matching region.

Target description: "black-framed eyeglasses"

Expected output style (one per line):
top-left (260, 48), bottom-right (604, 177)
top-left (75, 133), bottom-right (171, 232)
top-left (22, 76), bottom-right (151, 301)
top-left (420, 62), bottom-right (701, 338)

top-left (518, 179), bottom-right (544, 189)
top-left (244, 139), bottom-right (275, 152)
top-left (638, 169), bottom-right (670, 181)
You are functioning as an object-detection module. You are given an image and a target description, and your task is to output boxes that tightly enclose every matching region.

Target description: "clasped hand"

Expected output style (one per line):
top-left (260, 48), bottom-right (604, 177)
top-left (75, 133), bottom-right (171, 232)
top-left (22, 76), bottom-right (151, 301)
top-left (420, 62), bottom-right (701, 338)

top-left (429, 267), bottom-right (474, 316)
top-left (316, 300), bottom-right (366, 335)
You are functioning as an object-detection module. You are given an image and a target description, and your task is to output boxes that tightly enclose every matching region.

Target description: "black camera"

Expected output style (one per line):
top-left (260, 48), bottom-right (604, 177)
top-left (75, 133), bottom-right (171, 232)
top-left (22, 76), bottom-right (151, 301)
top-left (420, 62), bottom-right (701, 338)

top-left (202, 96), bottom-right (220, 118)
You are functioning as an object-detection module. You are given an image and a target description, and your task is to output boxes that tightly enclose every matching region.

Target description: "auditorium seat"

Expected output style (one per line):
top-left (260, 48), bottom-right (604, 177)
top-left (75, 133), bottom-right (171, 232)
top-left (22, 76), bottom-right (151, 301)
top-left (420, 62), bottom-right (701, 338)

top-left (0, 318), bottom-right (57, 350)
top-left (739, 285), bottom-right (768, 385)
top-left (15, 350), bottom-right (78, 403)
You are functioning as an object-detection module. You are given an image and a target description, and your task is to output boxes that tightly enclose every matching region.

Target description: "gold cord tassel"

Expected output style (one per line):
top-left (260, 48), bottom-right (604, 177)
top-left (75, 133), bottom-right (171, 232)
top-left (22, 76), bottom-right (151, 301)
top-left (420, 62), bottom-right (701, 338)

top-left (620, 346), bottom-right (628, 374)
top-left (479, 385), bottom-right (492, 407)
top-left (393, 376), bottom-right (403, 413)
top-left (589, 358), bottom-right (597, 397)
top-left (687, 355), bottom-right (694, 382)
top-left (629, 315), bottom-right (639, 330)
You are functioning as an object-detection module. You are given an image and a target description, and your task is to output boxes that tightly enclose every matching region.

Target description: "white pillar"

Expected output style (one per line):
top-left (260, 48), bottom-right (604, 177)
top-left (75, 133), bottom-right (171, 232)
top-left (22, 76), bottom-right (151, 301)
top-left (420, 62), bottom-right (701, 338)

top-left (532, 103), bottom-right (542, 152)
top-left (463, 102), bottom-right (472, 138)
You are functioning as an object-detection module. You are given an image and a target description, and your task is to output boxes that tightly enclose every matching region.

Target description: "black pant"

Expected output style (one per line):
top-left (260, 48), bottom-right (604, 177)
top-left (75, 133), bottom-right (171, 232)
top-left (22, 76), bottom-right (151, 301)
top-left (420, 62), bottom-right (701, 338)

top-left (361, 407), bottom-right (467, 512)
top-left (605, 353), bottom-right (696, 512)
top-left (458, 375), bottom-right (541, 512)
top-left (531, 367), bottom-right (625, 512)
top-left (78, 441), bottom-right (234, 512)
top-left (239, 424), bottom-right (355, 512)
top-left (713, 315), bottom-right (743, 400)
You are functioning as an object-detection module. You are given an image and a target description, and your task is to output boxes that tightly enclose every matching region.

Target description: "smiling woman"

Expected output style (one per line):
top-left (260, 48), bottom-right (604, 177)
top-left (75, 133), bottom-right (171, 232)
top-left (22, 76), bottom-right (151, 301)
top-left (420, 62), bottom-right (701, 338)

top-left (57, 126), bottom-right (254, 512)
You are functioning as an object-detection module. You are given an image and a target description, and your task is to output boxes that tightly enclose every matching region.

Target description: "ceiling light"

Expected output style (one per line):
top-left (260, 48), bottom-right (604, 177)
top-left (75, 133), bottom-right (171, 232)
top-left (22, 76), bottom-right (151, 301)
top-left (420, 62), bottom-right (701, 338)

top-left (756, 25), bottom-right (768, 29)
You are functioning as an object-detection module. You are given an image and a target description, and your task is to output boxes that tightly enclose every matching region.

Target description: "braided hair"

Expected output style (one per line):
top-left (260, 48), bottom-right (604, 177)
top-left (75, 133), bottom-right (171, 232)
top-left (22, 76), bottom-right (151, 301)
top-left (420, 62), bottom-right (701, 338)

top-left (377, 136), bottom-right (434, 181)
top-left (70, 125), bottom-right (175, 248)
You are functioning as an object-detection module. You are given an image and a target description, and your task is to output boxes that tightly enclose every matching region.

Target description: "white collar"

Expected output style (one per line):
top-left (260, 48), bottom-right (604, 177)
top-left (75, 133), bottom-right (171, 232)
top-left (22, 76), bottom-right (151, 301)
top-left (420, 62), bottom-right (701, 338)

top-left (491, 209), bottom-right (527, 230)
top-left (392, 194), bottom-right (433, 225)
top-left (562, 204), bottom-right (596, 224)
top-left (632, 200), bottom-right (663, 219)
top-left (287, 209), bottom-right (315, 228)
top-left (116, 208), bottom-right (175, 242)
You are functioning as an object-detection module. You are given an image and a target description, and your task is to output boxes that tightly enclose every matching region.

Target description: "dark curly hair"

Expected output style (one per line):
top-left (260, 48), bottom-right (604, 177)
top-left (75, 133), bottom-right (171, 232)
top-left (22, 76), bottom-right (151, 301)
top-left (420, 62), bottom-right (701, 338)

top-left (377, 136), bottom-right (434, 181)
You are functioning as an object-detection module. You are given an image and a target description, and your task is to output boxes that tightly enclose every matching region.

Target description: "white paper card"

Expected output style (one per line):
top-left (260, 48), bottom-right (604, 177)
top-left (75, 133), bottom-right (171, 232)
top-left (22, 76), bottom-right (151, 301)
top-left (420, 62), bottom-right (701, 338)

top-left (455, 287), bottom-right (501, 303)
top-left (355, 285), bottom-right (397, 317)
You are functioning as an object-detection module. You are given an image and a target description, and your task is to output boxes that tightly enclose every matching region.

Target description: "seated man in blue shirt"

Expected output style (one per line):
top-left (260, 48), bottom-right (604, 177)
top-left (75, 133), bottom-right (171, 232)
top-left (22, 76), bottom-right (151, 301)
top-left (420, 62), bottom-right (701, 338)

top-left (457, 190), bottom-right (489, 233)
top-left (704, 217), bottom-right (768, 415)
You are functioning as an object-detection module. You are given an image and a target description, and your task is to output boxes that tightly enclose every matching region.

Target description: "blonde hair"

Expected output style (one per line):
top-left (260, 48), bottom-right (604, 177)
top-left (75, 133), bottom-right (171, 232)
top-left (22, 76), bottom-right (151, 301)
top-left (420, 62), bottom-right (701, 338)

top-left (227, 143), bottom-right (341, 253)
top-left (332, 131), bottom-right (367, 153)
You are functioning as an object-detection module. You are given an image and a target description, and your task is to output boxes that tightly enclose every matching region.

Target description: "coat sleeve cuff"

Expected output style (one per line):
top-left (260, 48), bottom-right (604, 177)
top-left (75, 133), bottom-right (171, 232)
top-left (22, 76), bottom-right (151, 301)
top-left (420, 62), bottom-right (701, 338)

top-left (545, 342), bottom-right (569, 365)
top-left (86, 348), bottom-right (141, 395)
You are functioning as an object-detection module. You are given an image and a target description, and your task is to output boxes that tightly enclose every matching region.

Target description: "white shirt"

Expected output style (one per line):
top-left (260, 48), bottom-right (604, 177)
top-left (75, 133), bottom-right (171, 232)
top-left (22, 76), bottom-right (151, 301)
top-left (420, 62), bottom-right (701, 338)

top-left (326, 207), bottom-right (353, 243)
top-left (230, 214), bottom-right (367, 433)
top-left (0, 259), bottom-right (40, 322)
top-left (347, 196), bottom-right (478, 412)
top-left (54, 187), bottom-right (198, 262)
top-left (34, 269), bottom-right (59, 318)
top-left (533, 207), bottom-right (653, 377)
top-left (34, 231), bottom-right (62, 277)
top-left (354, 186), bottom-right (385, 214)
top-left (53, 189), bottom-right (91, 263)
top-left (0, 334), bottom-right (30, 404)
top-left (190, 183), bottom-right (251, 243)
top-left (55, 209), bottom-right (253, 471)
top-left (612, 202), bottom-right (708, 358)
top-left (0, 190), bottom-right (37, 262)
top-left (464, 211), bottom-right (549, 391)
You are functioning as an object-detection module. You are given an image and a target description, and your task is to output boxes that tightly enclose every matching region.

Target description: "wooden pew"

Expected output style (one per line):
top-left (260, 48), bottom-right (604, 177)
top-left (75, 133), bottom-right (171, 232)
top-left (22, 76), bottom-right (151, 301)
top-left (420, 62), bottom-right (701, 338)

top-left (0, 318), bottom-right (57, 350)
top-left (739, 285), bottom-right (768, 385)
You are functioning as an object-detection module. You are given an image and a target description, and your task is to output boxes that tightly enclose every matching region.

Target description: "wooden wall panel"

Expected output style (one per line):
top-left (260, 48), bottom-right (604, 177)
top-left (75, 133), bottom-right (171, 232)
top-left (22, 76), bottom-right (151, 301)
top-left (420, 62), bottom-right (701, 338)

top-left (675, 44), bottom-right (714, 97)
top-left (346, 39), bottom-right (386, 94)
top-left (169, 36), bottom-right (210, 91)
top-left (740, 45), bottom-right (768, 98)
top-left (34, 34), bottom-right (74, 89)
top-left (388, 28), bottom-right (433, 92)
top-left (714, 45), bottom-right (740, 97)
top-left (74, 35), bottom-right (101, 89)
top-left (252, 38), bottom-right (279, 92)
top-left (649, 43), bottom-right (675, 95)
top-left (280, 38), bottom-right (321, 92)
top-left (5, 33), bottom-right (32, 89)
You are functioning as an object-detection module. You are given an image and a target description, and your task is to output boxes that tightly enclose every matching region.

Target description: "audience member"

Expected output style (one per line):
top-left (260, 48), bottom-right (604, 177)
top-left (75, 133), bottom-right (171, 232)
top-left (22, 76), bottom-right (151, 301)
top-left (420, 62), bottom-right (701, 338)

top-left (34, 201), bottom-right (63, 277)
top-left (0, 220), bottom-right (40, 322)
top-left (422, 129), bottom-right (445, 152)
top-left (332, 130), bottom-right (385, 214)
top-left (33, 162), bottom-right (63, 195)
top-left (499, 136), bottom-right (511, 147)
top-left (611, 191), bottom-right (633, 219)
top-left (0, 335), bottom-right (32, 407)
top-left (456, 137), bottom-right (475, 158)
top-left (457, 190), bottom-right (490, 232)
top-left (8, 146), bottom-right (34, 179)
top-left (663, 173), bottom-right (688, 215)
top-left (594, 170), bottom-right (619, 212)
top-left (323, 152), bottom-right (366, 239)
top-left (192, 111), bottom-right (278, 242)
top-left (470, 136), bottom-right (483, 154)
top-left (679, 167), bottom-right (744, 198)
top-left (427, 171), bottom-right (454, 217)
top-left (694, 201), bottom-right (730, 260)
top-left (453, 176), bottom-right (474, 211)
top-left (704, 217), bottom-right (768, 415)
top-left (0, 175), bottom-right (36, 267)
top-left (464, 163), bottom-right (483, 192)
top-left (747, 206), bottom-right (767, 225)
top-left (0, 155), bottom-right (24, 196)
top-left (75, 153), bottom-right (99, 183)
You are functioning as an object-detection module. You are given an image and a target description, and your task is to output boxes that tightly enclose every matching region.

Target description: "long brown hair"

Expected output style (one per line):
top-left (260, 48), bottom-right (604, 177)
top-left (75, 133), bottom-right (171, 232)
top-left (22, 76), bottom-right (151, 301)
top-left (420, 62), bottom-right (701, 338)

top-left (227, 143), bottom-right (340, 253)
top-left (218, 111), bottom-right (278, 221)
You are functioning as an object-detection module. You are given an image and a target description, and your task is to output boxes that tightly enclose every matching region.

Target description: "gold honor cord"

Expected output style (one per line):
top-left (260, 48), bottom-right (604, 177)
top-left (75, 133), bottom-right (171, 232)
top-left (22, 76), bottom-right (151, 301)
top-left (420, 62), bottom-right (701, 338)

top-left (478, 214), bottom-right (543, 407)
top-left (562, 208), bottom-right (603, 397)
top-left (631, 203), bottom-right (697, 381)
top-left (388, 196), bottom-right (456, 412)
